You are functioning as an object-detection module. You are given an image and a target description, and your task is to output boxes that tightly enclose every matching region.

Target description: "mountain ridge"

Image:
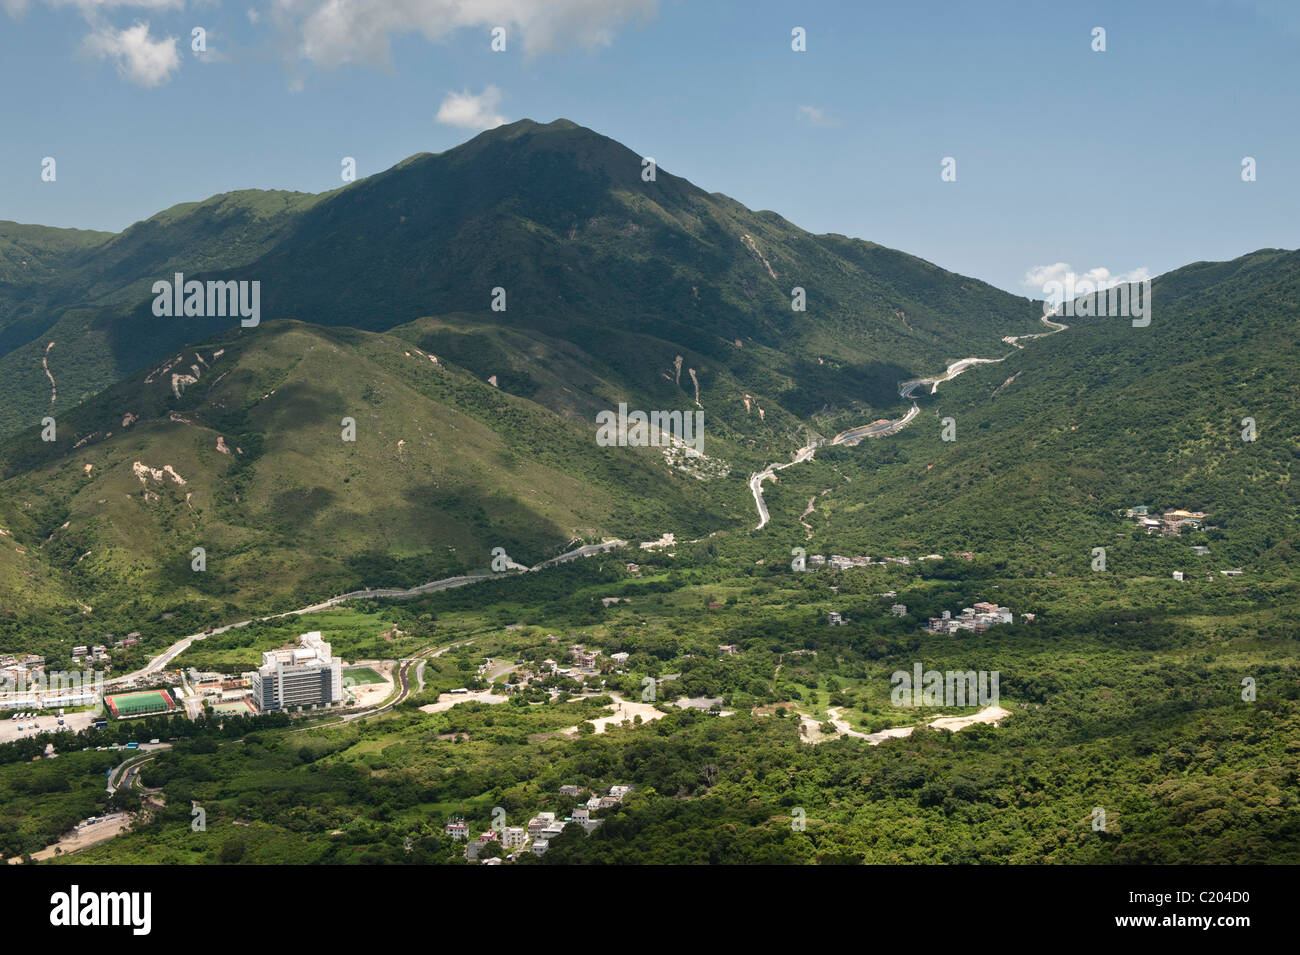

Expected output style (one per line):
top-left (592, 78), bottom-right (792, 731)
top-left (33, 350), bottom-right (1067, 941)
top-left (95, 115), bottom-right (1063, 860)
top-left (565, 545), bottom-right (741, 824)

top-left (0, 117), bottom-right (1043, 438)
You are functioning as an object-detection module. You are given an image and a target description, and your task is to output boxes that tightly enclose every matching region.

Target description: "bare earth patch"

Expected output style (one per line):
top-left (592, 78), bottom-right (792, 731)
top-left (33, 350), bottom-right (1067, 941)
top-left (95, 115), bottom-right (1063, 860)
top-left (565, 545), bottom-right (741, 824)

top-left (805, 705), bottom-right (1011, 745)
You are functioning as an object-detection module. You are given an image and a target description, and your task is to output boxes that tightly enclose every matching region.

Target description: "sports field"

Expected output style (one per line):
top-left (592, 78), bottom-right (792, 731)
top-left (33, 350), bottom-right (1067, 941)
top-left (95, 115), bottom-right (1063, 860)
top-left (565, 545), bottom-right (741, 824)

top-left (105, 690), bottom-right (175, 718)
top-left (212, 699), bottom-right (256, 716)
top-left (343, 666), bottom-right (386, 685)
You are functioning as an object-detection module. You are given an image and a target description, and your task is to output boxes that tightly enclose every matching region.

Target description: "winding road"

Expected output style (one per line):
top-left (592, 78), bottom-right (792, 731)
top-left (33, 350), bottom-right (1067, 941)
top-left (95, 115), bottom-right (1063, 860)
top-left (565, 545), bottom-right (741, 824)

top-left (748, 311), bottom-right (1067, 529)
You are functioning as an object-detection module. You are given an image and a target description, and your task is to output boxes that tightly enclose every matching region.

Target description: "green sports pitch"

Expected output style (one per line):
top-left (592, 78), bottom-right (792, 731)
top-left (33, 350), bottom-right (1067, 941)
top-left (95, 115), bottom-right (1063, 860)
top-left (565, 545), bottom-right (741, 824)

top-left (343, 667), bottom-right (386, 685)
top-left (104, 690), bottom-right (176, 718)
top-left (212, 699), bottom-right (256, 716)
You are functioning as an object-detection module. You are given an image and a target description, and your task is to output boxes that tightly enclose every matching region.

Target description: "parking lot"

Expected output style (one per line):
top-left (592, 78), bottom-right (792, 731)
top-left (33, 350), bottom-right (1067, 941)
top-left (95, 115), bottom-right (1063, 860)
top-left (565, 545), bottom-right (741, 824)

top-left (0, 709), bottom-right (98, 744)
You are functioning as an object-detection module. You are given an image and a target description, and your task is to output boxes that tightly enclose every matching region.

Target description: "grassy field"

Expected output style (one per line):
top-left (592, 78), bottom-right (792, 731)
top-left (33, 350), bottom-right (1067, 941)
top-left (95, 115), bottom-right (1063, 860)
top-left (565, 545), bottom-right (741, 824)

top-left (174, 608), bottom-right (403, 671)
top-left (342, 667), bottom-right (386, 685)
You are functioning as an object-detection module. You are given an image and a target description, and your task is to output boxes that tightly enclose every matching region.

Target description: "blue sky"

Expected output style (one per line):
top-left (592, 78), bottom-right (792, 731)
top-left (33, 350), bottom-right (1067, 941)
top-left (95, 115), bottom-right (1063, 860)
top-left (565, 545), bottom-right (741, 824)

top-left (2, 0), bottom-right (1296, 294)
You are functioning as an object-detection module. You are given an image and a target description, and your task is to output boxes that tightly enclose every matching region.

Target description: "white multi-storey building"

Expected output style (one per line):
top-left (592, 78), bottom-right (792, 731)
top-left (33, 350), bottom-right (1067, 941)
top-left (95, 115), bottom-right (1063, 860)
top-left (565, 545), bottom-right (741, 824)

top-left (250, 632), bottom-right (343, 712)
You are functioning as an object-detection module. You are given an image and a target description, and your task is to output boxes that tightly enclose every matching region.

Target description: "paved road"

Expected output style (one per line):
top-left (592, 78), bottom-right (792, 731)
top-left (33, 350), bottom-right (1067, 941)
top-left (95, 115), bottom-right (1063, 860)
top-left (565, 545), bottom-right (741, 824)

top-left (106, 743), bottom-right (170, 794)
top-left (108, 540), bottom-right (629, 689)
top-left (532, 539), bottom-right (627, 569)
top-left (748, 313), bottom-right (1069, 529)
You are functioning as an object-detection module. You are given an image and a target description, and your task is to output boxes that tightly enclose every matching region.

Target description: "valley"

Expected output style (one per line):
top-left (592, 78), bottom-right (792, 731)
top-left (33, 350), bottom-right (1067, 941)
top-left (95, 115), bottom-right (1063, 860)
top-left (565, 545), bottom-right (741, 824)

top-left (0, 121), bottom-right (1294, 870)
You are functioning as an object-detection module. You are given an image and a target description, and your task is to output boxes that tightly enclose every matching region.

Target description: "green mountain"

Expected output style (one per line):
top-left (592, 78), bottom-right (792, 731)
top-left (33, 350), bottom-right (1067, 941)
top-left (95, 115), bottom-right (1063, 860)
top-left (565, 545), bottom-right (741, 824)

top-left (2, 120), bottom-right (1294, 663)
top-left (0, 119), bottom-right (1043, 439)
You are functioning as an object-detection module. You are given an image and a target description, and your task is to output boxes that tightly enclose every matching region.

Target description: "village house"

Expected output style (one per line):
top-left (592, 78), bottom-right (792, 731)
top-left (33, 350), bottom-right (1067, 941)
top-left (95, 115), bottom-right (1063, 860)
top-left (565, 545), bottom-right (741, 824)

top-left (610, 652), bottom-right (630, 667)
top-left (569, 645), bottom-right (600, 669)
top-left (718, 644), bottom-right (740, 655)
top-left (501, 826), bottom-right (527, 849)
top-left (1128, 505), bottom-right (1207, 536)
top-left (926, 602), bottom-right (1015, 635)
top-left (827, 612), bottom-right (844, 626)
top-left (540, 822), bottom-right (567, 842)
top-left (1161, 509), bottom-right (1206, 535)
top-left (527, 812), bottom-right (557, 837)
top-left (444, 820), bottom-right (469, 841)
top-left (890, 604), bottom-right (907, 617)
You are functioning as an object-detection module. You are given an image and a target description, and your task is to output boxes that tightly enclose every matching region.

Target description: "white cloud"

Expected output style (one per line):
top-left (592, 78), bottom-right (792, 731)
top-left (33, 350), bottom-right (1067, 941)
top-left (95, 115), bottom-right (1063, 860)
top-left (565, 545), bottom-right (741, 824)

top-left (272, 0), bottom-right (657, 69)
top-left (796, 105), bottom-right (836, 127)
top-left (82, 20), bottom-right (181, 87)
top-left (6, 3), bottom-right (187, 85)
top-left (436, 85), bottom-right (507, 130)
top-left (1023, 262), bottom-right (1151, 303)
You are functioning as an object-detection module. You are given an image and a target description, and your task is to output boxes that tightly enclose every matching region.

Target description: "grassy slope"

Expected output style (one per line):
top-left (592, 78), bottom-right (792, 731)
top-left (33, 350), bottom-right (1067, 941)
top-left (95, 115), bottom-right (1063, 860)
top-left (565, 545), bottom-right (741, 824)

top-left (755, 249), bottom-right (1299, 576)
top-left (0, 319), bottom-right (744, 639)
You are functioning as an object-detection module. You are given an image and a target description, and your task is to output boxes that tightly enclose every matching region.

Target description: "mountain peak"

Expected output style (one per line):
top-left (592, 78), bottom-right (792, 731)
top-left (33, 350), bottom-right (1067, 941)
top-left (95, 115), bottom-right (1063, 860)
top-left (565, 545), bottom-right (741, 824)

top-left (472, 117), bottom-right (585, 142)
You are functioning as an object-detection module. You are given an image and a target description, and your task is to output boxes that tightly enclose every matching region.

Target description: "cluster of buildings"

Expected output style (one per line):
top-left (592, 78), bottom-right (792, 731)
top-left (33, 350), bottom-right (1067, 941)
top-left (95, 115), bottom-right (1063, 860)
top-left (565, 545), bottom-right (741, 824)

top-left (1125, 505), bottom-right (1208, 536)
top-left (1, 654), bottom-right (107, 711)
top-left (925, 602), bottom-right (1020, 635)
top-left (71, 645), bottom-right (110, 665)
top-left (528, 643), bottom-right (606, 684)
top-left (519, 642), bottom-right (638, 690)
top-left (1, 654), bottom-right (44, 685)
top-left (449, 784), bottom-right (632, 862)
top-left (192, 673), bottom-right (252, 703)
